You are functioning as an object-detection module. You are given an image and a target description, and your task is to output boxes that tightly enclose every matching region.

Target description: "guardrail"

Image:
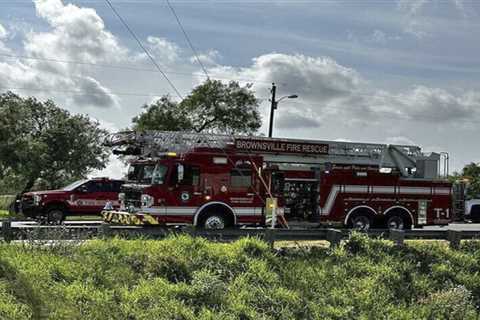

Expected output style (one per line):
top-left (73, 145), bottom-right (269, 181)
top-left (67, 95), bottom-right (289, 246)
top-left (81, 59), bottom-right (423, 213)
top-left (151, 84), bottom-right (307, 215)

top-left (1, 222), bottom-right (479, 249)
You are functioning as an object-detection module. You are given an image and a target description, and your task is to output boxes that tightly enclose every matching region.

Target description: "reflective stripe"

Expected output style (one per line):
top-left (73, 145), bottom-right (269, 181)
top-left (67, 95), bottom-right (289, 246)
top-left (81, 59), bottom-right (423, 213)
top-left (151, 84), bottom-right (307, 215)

top-left (321, 184), bottom-right (448, 215)
top-left (234, 207), bottom-right (263, 216)
top-left (139, 206), bottom-right (262, 216)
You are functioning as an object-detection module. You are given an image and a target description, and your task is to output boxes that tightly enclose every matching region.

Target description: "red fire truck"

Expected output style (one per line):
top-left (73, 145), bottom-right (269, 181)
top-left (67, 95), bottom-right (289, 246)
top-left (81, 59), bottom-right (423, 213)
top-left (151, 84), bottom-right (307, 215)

top-left (103, 131), bottom-right (454, 230)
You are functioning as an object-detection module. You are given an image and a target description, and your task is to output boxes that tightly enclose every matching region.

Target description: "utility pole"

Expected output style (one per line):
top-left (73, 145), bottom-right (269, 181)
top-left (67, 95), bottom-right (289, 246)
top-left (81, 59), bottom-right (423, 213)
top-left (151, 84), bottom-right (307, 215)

top-left (268, 83), bottom-right (276, 138)
top-left (267, 83), bottom-right (298, 138)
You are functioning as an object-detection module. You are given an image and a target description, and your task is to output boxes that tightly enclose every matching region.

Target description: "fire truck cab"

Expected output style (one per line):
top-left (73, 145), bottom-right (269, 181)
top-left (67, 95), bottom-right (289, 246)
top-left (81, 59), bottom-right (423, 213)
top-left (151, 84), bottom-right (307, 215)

top-left (103, 131), bottom-right (454, 230)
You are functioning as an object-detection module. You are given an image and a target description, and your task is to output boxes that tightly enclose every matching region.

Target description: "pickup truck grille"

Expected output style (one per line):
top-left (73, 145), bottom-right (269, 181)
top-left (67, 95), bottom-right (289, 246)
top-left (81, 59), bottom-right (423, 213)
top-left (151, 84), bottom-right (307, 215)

top-left (123, 189), bottom-right (142, 209)
top-left (21, 195), bottom-right (34, 206)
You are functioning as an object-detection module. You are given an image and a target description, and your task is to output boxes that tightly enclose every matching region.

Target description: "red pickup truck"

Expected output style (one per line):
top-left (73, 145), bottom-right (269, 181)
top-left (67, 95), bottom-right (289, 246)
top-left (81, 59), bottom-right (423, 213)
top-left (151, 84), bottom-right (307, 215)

top-left (19, 177), bottom-right (124, 223)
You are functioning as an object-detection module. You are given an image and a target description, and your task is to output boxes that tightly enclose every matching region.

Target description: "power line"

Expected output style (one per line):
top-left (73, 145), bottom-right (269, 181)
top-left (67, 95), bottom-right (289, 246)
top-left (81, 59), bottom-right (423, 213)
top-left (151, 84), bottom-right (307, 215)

top-left (0, 53), bottom-right (154, 71)
top-left (166, 0), bottom-right (210, 80)
top-left (0, 85), bottom-right (183, 98)
top-left (0, 53), bottom-right (273, 84)
top-left (104, 0), bottom-right (184, 100)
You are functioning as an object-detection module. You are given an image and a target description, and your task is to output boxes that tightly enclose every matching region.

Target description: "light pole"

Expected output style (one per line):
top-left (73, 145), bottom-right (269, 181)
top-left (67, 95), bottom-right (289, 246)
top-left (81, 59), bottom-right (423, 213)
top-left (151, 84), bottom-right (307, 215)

top-left (268, 83), bottom-right (298, 138)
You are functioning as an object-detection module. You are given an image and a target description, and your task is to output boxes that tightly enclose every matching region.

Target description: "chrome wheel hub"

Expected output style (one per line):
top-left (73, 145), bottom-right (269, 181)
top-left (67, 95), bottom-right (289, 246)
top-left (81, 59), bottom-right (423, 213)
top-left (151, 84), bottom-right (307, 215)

top-left (387, 217), bottom-right (404, 230)
top-left (352, 216), bottom-right (370, 231)
top-left (204, 216), bottom-right (225, 229)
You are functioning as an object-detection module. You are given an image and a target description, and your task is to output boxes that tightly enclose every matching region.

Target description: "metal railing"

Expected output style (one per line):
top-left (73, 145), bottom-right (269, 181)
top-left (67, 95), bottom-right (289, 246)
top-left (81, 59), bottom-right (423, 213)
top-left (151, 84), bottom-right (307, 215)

top-left (1, 222), bottom-right (478, 250)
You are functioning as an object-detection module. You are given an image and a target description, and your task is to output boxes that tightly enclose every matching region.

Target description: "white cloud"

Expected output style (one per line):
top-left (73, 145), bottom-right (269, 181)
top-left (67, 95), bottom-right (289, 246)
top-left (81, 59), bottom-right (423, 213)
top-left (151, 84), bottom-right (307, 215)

top-left (397, 0), bottom-right (429, 16)
top-left (70, 76), bottom-right (119, 108)
top-left (0, 23), bottom-right (7, 39)
top-left (210, 53), bottom-right (362, 101)
top-left (276, 108), bottom-right (321, 129)
top-left (371, 29), bottom-right (387, 44)
top-left (0, 23), bottom-right (10, 54)
top-left (0, 0), bottom-right (132, 109)
top-left (396, 0), bottom-right (473, 38)
top-left (97, 119), bottom-right (119, 133)
top-left (386, 136), bottom-right (416, 146)
top-left (31, 0), bottom-right (127, 63)
top-left (147, 36), bottom-right (181, 64)
top-left (207, 53), bottom-right (480, 127)
top-left (189, 49), bottom-right (221, 67)
top-left (90, 155), bottom-right (127, 180)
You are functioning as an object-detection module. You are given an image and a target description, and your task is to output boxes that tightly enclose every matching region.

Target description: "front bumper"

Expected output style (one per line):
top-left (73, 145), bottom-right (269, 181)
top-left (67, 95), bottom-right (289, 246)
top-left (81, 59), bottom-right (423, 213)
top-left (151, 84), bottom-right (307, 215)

top-left (19, 201), bottom-right (42, 217)
top-left (102, 210), bottom-right (161, 225)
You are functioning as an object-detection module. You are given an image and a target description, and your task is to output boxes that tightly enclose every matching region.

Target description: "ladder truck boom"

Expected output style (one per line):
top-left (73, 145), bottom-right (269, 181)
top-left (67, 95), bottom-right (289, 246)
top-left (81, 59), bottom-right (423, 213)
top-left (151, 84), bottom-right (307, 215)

top-left (106, 130), bottom-right (444, 178)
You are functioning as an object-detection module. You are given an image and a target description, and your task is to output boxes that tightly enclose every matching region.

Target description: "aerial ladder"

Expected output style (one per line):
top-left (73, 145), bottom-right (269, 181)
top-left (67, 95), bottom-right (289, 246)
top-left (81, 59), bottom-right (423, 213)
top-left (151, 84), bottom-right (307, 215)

top-left (106, 130), bottom-right (447, 179)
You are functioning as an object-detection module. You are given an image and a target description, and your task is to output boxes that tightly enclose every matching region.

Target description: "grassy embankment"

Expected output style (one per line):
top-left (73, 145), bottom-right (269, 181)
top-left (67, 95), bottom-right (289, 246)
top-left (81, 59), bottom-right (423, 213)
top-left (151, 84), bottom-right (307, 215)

top-left (0, 195), bottom-right (15, 219)
top-left (1, 233), bottom-right (480, 319)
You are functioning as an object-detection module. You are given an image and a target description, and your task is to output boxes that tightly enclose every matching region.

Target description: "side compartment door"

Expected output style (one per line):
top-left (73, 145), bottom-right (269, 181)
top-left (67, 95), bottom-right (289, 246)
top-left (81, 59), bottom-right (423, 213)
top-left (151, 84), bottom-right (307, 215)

top-left (228, 161), bottom-right (262, 223)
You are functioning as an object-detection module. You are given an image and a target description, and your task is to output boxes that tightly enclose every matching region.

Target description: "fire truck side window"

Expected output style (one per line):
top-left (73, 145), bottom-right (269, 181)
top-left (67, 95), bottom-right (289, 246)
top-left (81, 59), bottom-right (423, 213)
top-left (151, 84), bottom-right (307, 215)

top-left (178, 164), bottom-right (200, 186)
top-left (231, 163), bottom-right (252, 188)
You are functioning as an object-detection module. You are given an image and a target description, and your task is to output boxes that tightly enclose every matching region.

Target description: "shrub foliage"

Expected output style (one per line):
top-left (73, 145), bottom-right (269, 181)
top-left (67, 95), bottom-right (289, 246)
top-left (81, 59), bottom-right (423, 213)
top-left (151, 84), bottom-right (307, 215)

top-left (1, 234), bottom-right (480, 319)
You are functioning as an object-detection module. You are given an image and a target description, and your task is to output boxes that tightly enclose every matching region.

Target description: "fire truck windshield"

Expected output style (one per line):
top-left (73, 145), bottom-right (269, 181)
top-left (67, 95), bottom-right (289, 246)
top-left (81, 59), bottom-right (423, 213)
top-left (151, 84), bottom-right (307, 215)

top-left (128, 163), bottom-right (168, 185)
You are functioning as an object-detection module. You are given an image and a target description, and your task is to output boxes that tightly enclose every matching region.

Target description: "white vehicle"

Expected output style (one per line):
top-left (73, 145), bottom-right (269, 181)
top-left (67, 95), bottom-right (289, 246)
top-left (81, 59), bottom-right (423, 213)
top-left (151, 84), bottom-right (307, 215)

top-left (465, 199), bottom-right (480, 222)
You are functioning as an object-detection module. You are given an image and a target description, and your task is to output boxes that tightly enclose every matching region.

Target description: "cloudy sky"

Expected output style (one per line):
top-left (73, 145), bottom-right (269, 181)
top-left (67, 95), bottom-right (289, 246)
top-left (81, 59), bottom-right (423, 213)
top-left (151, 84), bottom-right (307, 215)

top-left (0, 0), bottom-right (479, 177)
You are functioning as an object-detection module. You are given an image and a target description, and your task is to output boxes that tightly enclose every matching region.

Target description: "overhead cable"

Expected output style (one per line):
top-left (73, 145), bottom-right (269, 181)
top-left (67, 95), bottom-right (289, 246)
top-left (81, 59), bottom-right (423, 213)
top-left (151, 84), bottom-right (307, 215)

top-left (0, 53), bottom-right (273, 84)
top-left (0, 85), bottom-right (182, 98)
top-left (104, 0), bottom-right (184, 100)
top-left (166, 0), bottom-right (210, 79)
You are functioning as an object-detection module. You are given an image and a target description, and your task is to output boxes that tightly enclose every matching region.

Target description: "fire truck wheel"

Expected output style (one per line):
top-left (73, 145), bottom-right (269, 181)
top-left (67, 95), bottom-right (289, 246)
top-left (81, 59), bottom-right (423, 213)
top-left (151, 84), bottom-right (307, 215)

top-left (386, 213), bottom-right (412, 230)
top-left (203, 214), bottom-right (227, 230)
top-left (350, 215), bottom-right (371, 231)
top-left (46, 208), bottom-right (65, 225)
top-left (386, 215), bottom-right (405, 230)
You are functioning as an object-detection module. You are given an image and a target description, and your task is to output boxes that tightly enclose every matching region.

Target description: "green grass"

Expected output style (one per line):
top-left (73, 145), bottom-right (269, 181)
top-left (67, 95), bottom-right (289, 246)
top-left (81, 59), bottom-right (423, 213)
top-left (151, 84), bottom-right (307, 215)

top-left (1, 234), bottom-right (480, 319)
top-left (0, 195), bottom-right (15, 211)
top-left (0, 210), bottom-right (9, 218)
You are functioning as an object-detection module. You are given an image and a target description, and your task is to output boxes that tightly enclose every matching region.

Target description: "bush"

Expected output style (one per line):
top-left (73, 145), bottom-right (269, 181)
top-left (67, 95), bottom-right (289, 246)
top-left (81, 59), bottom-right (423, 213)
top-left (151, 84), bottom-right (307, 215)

top-left (0, 195), bottom-right (15, 211)
top-left (0, 235), bottom-right (479, 319)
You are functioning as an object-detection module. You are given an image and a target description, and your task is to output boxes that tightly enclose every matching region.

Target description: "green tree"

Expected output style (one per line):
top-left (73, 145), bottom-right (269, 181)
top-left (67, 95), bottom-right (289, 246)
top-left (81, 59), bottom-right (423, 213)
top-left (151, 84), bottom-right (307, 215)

top-left (133, 80), bottom-right (261, 135)
top-left (0, 92), bottom-right (109, 193)
top-left (462, 163), bottom-right (480, 199)
top-left (132, 96), bottom-right (192, 132)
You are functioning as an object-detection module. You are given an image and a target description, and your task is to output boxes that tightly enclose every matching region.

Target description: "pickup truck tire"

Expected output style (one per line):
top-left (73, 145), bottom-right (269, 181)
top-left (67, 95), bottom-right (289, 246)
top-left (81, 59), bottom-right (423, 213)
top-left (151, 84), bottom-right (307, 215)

top-left (47, 208), bottom-right (65, 225)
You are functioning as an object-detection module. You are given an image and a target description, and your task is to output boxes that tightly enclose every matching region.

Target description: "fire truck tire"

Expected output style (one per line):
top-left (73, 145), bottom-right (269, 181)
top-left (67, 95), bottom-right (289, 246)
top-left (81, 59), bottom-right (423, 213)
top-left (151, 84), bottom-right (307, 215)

top-left (46, 207), bottom-right (65, 225)
top-left (201, 213), bottom-right (227, 230)
top-left (385, 211), bottom-right (412, 230)
top-left (349, 214), bottom-right (372, 231)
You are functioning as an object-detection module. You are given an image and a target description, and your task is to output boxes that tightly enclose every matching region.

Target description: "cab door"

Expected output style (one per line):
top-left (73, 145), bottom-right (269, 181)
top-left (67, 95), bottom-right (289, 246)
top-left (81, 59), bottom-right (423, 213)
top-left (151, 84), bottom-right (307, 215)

top-left (71, 180), bottom-right (108, 214)
top-left (165, 163), bottom-right (203, 223)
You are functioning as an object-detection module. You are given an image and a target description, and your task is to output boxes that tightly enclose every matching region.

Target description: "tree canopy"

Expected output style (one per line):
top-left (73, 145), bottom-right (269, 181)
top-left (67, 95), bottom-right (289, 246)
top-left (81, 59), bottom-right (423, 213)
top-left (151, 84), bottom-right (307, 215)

top-left (450, 162), bottom-right (480, 199)
top-left (0, 92), bottom-right (109, 193)
top-left (461, 163), bottom-right (480, 199)
top-left (133, 80), bottom-right (261, 135)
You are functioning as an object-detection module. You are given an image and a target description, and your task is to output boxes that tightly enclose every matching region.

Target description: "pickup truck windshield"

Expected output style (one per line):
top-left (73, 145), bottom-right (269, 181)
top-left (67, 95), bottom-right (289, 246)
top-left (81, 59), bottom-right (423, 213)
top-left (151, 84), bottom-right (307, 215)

top-left (62, 179), bottom-right (88, 191)
top-left (128, 164), bottom-right (168, 185)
